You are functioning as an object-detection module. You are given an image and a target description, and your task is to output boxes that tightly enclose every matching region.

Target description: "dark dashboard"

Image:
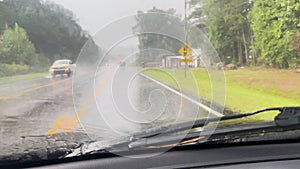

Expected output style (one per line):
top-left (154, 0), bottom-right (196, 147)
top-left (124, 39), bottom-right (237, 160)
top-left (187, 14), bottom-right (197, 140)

top-left (8, 141), bottom-right (300, 169)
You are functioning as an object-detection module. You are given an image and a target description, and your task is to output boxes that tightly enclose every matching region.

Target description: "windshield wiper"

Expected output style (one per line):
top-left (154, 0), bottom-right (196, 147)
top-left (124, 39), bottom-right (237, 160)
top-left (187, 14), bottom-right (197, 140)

top-left (131, 107), bottom-right (300, 140)
top-left (67, 107), bottom-right (300, 156)
top-left (127, 107), bottom-right (300, 148)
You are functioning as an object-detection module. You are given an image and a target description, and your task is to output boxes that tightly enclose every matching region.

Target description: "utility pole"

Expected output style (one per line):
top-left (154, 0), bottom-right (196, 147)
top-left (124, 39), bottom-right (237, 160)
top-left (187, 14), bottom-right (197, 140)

top-left (179, 0), bottom-right (192, 78)
top-left (184, 0), bottom-right (188, 78)
top-left (184, 0), bottom-right (187, 40)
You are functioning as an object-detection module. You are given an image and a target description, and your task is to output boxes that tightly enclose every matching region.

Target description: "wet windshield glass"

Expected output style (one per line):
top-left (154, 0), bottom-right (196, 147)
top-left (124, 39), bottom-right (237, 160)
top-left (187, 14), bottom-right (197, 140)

top-left (53, 60), bottom-right (69, 65)
top-left (0, 0), bottom-right (299, 164)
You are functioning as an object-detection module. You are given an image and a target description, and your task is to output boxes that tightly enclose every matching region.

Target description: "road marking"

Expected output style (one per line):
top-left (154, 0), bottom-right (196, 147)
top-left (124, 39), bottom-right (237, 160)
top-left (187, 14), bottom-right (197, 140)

top-left (0, 78), bottom-right (70, 100)
top-left (47, 69), bottom-right (117, 135)
top-left (139, 73), bottom-right (224, 117)
top-left (0, 96), bottom-right (18, 100)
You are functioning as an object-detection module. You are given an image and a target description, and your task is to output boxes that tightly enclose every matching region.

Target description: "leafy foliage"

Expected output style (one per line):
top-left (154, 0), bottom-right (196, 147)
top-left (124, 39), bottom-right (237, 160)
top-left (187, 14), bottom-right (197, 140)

top-left (190, 0), bottom-right (252, 65)
top-left (292, 32), bottom-right (300, 64)
top-left (0, 63), bottom-right (30, 77)
top-left (0, 23), bottom-right (37, 65)
top-left (190, 0), bottom-right (300, 68)
top-left (0, 0), bottom-right (101, 76)
top-left (133, 7), bottom-right (184, 63)
top-left (0, 0), bottom-right (89, 62)
top-left (250, 0), bottom-right (300, 68)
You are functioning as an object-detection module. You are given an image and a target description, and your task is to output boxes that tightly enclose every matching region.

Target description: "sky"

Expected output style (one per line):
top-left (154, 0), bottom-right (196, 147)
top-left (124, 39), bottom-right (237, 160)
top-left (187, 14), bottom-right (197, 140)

top-left (51, 0), bottom-right (185, 35)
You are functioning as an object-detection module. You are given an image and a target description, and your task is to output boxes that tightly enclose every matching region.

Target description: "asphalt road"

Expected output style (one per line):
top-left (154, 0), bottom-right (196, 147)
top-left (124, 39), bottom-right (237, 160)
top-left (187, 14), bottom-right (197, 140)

top-left (0, 74), bottom-right (75, 157)
top-left (0, 65), bottom-right (220, 159)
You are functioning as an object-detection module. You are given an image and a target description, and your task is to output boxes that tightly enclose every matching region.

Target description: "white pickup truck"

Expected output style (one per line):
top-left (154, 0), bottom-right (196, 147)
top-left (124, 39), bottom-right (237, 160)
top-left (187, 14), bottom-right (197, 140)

top-left (49, 59), bottom-right (75, 77)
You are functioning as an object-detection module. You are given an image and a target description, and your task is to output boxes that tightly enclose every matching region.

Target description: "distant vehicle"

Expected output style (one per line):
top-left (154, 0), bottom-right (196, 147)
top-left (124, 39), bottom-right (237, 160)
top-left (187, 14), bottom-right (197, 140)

top-left (49, 59), bottom-right (75, 77)
top-left (119, 61), bottom-right (126, 67)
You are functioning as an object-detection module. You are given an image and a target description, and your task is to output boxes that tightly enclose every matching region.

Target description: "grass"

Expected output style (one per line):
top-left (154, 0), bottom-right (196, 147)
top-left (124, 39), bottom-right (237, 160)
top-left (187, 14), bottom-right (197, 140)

top-left (0, 72), bottom-right (48, 84)
top-left (143, 68), bottom-right (300, 121)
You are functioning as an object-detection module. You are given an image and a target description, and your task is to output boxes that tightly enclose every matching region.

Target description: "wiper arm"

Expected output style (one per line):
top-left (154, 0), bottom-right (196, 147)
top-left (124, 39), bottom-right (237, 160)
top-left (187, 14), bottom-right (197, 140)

top-left (131, 107), bottom-right (299, 140)
top-left (128, 107), bottom-right (300, 149)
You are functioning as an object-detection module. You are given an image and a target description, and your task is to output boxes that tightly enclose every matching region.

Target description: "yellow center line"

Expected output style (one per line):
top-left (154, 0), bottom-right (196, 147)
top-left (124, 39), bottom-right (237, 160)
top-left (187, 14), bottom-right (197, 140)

top-left (47, 69), bottom-right (117, 135)
top-left (0, 78), bottom-right (70, 100)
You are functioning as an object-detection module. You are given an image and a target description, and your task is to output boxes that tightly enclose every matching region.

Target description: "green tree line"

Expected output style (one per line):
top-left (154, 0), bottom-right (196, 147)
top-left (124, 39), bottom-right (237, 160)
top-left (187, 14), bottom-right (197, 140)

top-left (189, 0), bottom-right (300, 68)
top-left (0, 0), bottom-right (93, 76)
top-left (133, 7), bottom-right (184, 63)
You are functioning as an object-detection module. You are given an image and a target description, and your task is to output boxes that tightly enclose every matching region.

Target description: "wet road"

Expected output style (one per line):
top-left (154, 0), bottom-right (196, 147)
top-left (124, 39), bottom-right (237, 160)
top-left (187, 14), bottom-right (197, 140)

top-left (0, 65), bottom-right (219, 158)
top-left (0, 75), bottom-right (75, 157)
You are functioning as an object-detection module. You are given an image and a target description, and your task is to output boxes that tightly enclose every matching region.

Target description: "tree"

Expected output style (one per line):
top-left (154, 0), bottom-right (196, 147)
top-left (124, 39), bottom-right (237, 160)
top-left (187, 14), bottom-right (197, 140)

top-left (133, 7), bottom-right (184, 63)
top-left (292, 32), bottom-right (300, 64)
top-left (190, 0), bottom-right (252, 66)
top-left (0, 23), bottom-right (37, 65)
top-left (0, 0), bottom-right (89, 62)
top-left (249, 0), bottom-right (300, 68)
top-left (0, 2), bottom-right (15, 34)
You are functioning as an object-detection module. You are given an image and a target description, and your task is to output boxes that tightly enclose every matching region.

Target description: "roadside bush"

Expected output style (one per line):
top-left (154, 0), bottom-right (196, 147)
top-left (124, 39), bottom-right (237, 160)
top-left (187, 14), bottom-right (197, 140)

top-left (0, 63), bottom-right (30, 77)
top-left (31, 54), bottom-right (51, 72)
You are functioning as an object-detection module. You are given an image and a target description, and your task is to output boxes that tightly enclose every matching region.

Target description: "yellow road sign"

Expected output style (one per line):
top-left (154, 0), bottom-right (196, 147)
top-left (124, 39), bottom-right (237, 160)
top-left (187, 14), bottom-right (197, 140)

top-left (179, 44), bottom-right (192, 57)
top-left (180, 57), bottom-right (193, 63)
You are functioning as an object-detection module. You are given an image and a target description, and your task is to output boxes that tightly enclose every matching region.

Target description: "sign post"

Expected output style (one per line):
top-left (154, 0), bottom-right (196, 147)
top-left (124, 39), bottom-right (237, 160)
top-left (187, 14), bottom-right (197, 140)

top-left (179, 45), bottom-right (192, 78)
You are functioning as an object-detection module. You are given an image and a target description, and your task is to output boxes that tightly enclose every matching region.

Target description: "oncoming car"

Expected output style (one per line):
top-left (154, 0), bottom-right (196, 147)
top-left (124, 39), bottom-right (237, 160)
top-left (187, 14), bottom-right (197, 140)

top-left (49, 59), bottom-right (75, 77)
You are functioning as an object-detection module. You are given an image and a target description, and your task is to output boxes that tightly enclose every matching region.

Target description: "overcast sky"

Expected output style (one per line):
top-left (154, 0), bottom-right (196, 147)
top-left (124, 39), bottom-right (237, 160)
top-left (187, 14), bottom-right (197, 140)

top-left (51, 0), bottom-right (185, 35)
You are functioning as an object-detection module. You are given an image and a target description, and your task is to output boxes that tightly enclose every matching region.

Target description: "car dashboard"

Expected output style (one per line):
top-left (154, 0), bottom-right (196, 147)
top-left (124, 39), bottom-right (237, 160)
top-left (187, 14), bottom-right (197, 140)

top-left (9, 141), bottom-right (300, 169)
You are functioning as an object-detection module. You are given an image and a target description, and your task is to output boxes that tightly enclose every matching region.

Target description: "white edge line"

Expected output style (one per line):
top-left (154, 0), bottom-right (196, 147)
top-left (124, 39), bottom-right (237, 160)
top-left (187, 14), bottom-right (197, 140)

top-left (139, 73), bottom-right (224, 117)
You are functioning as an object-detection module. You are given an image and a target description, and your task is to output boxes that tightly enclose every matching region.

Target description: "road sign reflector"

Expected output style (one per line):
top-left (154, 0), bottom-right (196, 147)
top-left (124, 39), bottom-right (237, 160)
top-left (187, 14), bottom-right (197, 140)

top-left (180, 58), bottom-right (193, 63)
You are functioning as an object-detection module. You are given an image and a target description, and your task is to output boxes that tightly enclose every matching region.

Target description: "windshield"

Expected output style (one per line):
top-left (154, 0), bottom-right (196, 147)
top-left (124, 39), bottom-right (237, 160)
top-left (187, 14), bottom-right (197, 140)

top-left (53, 60), bottom-right (70, 66)
top-left (0, 0), bottom-right (299, 165)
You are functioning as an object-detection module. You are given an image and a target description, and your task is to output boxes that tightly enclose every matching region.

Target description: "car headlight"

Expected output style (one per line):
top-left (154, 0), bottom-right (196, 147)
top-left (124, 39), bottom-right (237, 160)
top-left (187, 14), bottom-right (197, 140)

top-left (49, 66), bottom-right (54, 72)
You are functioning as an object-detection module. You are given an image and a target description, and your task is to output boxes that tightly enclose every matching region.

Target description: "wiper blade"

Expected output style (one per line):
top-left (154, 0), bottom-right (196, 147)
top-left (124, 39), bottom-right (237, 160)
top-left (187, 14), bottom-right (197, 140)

top-left (67, 107), bottom-right (300, 156)
top-left (128, 107), bottom-right (300, 149)
top-left (131, 107), bottom-right (300, 140)
top-left (128, 122), bottom-right (275, 149)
